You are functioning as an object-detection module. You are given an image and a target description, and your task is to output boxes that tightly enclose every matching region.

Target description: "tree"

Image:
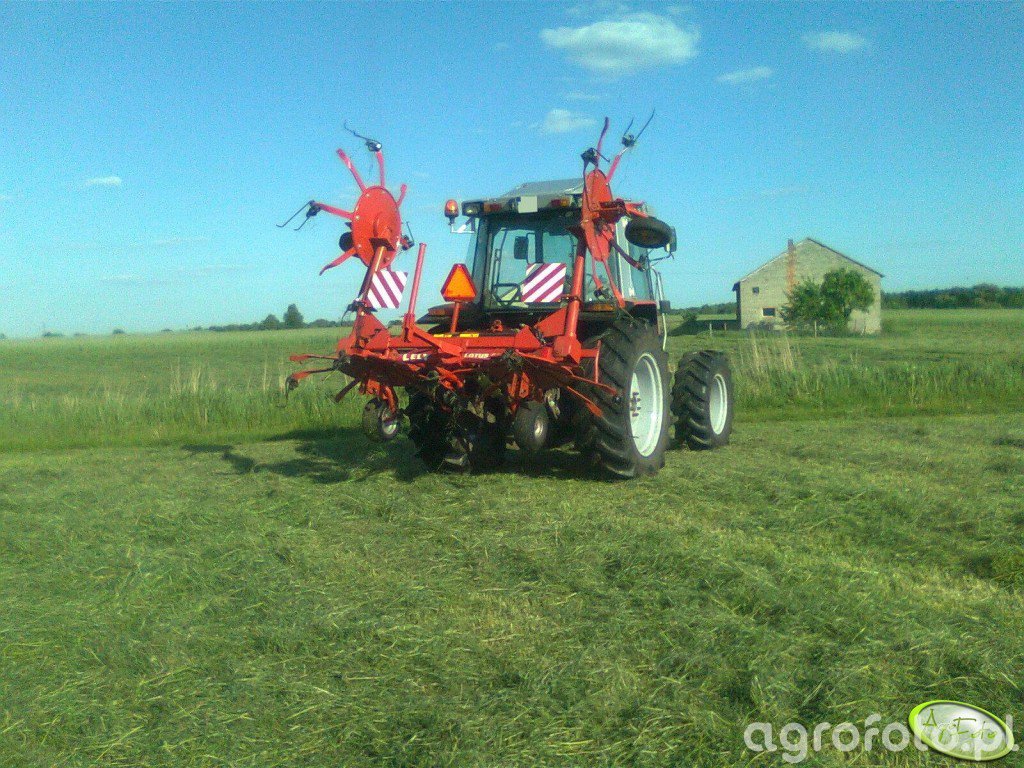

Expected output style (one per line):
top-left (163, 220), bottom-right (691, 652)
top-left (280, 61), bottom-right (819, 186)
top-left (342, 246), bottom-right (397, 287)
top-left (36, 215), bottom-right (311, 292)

top-left (781, 278), bottom-right (832, 328)
top-left (259, 314), bottom-right (281, 331)
top-left (820, 268), bottom-right (875, 323)
top-left (782, 268), bottom-right (874, 331)
top-left (283, 303), bottom-right (304, 329)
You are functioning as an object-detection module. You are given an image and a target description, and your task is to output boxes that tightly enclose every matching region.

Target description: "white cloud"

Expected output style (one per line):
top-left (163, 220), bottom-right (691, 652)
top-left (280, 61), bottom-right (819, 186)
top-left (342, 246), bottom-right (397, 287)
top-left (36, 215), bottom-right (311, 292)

top-left (152, 236), bottom-right (210, 247)
top-left (541, 13), bottom-right (699, 76)
top-left (563, 91), bottom-right (604, 102)
top-left (0, 194), bottom-right (12, 203)
top-left (803, 31), bottom-right (868, 53)
top-left (83, 176), bottom-right (123, 188)
top-left (493, 41), bottom-right (510, 51)
top-left (537, 109), bottom-right (597, 134)
top-left (716, 66), bottom-right (773, 85)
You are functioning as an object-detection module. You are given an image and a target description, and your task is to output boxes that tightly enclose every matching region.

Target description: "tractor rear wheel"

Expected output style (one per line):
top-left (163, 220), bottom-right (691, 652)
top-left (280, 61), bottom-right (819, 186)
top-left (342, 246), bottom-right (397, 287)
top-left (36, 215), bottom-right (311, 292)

top-left (576, 320), bottom-right (670, 479)
top-left (671, 350), bottom-right (734, 449)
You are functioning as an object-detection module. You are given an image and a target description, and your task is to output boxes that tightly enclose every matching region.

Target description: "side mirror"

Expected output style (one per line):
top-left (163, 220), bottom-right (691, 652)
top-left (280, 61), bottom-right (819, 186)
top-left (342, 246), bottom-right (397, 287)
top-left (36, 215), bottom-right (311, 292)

top-left (513, 236), bottom-right (529, 261)
top-left (668, 226), bottom-right (677, 254)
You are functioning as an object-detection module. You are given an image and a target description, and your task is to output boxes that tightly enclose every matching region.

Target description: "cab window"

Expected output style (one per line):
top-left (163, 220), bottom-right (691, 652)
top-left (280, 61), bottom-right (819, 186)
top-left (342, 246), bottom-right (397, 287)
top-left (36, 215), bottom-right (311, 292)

top-left (473, 211), bottom-right (589, 308)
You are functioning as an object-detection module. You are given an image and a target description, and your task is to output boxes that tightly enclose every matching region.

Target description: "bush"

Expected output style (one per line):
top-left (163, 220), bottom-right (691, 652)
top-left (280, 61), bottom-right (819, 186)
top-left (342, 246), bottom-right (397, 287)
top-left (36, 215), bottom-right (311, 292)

top-left (258, 314), bottom-right (281, 331)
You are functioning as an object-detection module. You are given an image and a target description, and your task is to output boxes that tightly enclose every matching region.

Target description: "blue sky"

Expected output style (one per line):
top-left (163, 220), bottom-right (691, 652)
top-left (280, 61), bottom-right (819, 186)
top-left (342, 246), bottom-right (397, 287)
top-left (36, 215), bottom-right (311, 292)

top-left (0, 1), bottom-right (1021, 336)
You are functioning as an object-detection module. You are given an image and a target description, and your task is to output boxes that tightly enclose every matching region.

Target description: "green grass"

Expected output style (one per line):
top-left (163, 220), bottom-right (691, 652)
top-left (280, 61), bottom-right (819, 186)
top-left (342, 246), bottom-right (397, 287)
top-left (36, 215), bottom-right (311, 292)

top-left (0, 329), bottom-right (363, 451)
top-left (673, 309), bottom-right (1024, 421)
top-left (2, 310), bottom-right (1021, 451)
top-left (1, 310), bottom-right (1023, 766)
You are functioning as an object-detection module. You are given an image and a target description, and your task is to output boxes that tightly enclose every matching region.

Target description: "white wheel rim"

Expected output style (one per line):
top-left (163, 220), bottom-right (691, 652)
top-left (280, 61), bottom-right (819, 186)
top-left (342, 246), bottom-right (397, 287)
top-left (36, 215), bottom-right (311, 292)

top-left (533, 416), bottom-right (545, 441)
top-left (629, 353), bottom-right (665, 457)
top-left (709, 373), bottom-right (728, 435)
top-left (380, 409), bottom-right (400, 437)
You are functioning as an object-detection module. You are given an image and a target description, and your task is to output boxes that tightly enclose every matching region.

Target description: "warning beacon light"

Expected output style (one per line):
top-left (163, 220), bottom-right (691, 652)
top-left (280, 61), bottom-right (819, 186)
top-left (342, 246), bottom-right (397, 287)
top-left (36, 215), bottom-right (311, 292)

top-left (444, 199), bottom-right (459, 225)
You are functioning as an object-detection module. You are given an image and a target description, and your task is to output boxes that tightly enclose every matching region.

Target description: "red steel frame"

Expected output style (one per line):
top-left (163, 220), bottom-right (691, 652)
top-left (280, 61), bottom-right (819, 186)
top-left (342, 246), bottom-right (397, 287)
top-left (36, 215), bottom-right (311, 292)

top-left (288, 120), bottom-right (652, 420)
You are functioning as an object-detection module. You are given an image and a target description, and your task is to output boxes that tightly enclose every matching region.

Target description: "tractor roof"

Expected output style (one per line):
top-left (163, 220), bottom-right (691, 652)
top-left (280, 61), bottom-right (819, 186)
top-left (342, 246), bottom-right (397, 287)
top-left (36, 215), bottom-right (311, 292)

top-left (501, 178), bottom-right (583, 197)
top-left (462, 178), bottom-right (586, 217)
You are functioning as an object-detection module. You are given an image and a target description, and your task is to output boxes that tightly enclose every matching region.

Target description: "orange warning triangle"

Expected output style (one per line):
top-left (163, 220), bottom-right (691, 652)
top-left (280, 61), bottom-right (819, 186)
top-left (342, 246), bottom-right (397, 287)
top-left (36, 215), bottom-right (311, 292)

top-left (440, 263), bottom-right (477, 302)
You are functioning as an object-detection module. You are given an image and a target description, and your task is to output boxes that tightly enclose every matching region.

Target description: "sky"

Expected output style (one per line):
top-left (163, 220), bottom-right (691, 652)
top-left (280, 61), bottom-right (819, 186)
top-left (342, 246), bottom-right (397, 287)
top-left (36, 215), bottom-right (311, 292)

top-left (0, 1), bottom-right (1021, 337)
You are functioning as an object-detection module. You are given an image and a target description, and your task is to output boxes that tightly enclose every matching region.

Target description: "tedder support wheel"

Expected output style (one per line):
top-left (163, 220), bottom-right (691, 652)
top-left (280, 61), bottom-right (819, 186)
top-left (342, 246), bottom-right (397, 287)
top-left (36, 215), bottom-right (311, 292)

top-left (577, 319), bottom-right (670, 479)
top-left (672, 350), bottom-right (734, 449)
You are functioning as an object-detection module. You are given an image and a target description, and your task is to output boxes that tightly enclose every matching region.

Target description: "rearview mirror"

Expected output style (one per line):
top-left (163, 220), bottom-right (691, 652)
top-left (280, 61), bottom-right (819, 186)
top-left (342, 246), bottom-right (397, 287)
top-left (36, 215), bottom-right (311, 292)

top-left (513, 236), bottom-right (529, 261)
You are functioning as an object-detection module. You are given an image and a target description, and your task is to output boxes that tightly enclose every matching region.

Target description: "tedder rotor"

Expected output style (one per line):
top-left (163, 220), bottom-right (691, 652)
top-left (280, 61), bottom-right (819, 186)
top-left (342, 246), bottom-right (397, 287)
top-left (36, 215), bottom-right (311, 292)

top-left (283, 120), bottom-right (735, 478)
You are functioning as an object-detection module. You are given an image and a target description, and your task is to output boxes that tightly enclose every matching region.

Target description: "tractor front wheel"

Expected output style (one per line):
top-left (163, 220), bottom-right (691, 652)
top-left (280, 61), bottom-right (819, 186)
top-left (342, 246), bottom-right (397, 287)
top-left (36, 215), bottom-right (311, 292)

top-left (406, 392), bottom-right (507, 473)
top-left (406, 392), bottom-right (449, 471)
top-left (671, 350), bottom-right (734, 449)
top-left (577, 320), bottom-right (670, 479)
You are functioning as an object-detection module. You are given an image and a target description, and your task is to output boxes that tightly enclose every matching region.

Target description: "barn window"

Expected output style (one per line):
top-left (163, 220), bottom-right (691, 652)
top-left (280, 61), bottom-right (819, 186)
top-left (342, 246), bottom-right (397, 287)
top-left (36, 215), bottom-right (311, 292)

top-left (751, 286), bottom-right (760, 295)
top-left (763, 307), bottom-right (776, 317)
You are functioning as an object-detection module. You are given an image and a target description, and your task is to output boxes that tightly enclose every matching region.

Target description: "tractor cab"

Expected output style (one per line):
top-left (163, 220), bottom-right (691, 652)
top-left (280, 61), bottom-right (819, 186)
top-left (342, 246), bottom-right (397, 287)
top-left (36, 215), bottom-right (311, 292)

top-left (429, 178), bottom-right (674, 341)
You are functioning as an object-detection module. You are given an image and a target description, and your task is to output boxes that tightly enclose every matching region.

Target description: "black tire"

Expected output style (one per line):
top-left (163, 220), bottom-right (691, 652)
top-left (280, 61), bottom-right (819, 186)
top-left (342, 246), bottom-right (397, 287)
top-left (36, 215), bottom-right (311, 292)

top-left (625, 216), bottom-right (673, 250)
top-left (511, 400), bottom-right (549, 452)
top-left (361, 398), bottom-right (400, 442)
top-left (406, 392), bottom-right (449, 471)
top-left (672, 350), bottom-right (734, 449)
top-left (406, 392), bottom-right (507, 473)
top-left (576, 319), bottom-right (670, 479)
top-left (454, 412), bottom-right (507, 472)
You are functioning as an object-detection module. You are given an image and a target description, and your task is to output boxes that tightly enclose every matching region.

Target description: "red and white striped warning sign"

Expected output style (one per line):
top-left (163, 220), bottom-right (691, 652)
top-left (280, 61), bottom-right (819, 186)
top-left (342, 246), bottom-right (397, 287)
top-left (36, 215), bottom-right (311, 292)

top-left (521, 263), bottom-right (567, 303)
top-left (366, 269), bottom-right (408, 309)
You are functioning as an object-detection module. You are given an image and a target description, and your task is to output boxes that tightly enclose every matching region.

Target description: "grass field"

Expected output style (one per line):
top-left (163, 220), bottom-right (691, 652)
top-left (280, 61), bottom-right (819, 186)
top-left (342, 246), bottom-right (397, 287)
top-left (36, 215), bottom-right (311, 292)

top-left (1, 310), bottom-right (1023, 766)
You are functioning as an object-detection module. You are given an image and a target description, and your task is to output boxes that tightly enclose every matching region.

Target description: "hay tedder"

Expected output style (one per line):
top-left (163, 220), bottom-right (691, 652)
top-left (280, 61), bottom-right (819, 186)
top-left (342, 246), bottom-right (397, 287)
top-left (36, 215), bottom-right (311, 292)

top-left (282, 120), bottom-right (734, 478)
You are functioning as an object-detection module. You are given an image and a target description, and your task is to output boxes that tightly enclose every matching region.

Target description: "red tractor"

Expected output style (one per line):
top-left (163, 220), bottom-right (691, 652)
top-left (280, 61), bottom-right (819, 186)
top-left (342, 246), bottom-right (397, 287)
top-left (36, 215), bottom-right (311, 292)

top-left (283, 120), bottom-right (734, 478)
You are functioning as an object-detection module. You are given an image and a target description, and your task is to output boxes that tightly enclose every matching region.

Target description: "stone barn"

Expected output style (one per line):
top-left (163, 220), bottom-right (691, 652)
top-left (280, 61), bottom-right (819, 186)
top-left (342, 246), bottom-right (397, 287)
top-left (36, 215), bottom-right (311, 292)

top-left (732, 238), bottom-right (883, 333)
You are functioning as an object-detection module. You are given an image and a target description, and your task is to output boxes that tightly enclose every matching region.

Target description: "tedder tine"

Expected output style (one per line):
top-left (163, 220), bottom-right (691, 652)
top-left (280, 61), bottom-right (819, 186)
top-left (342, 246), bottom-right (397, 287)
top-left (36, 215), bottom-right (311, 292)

top-left (319, 249), bottom-right (356, 275)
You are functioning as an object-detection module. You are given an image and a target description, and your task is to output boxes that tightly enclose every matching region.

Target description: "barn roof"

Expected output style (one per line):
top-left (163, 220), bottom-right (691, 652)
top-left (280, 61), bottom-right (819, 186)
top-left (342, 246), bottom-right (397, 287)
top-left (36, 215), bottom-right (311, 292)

top-left (733, 238), bottom-right (884, 291)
